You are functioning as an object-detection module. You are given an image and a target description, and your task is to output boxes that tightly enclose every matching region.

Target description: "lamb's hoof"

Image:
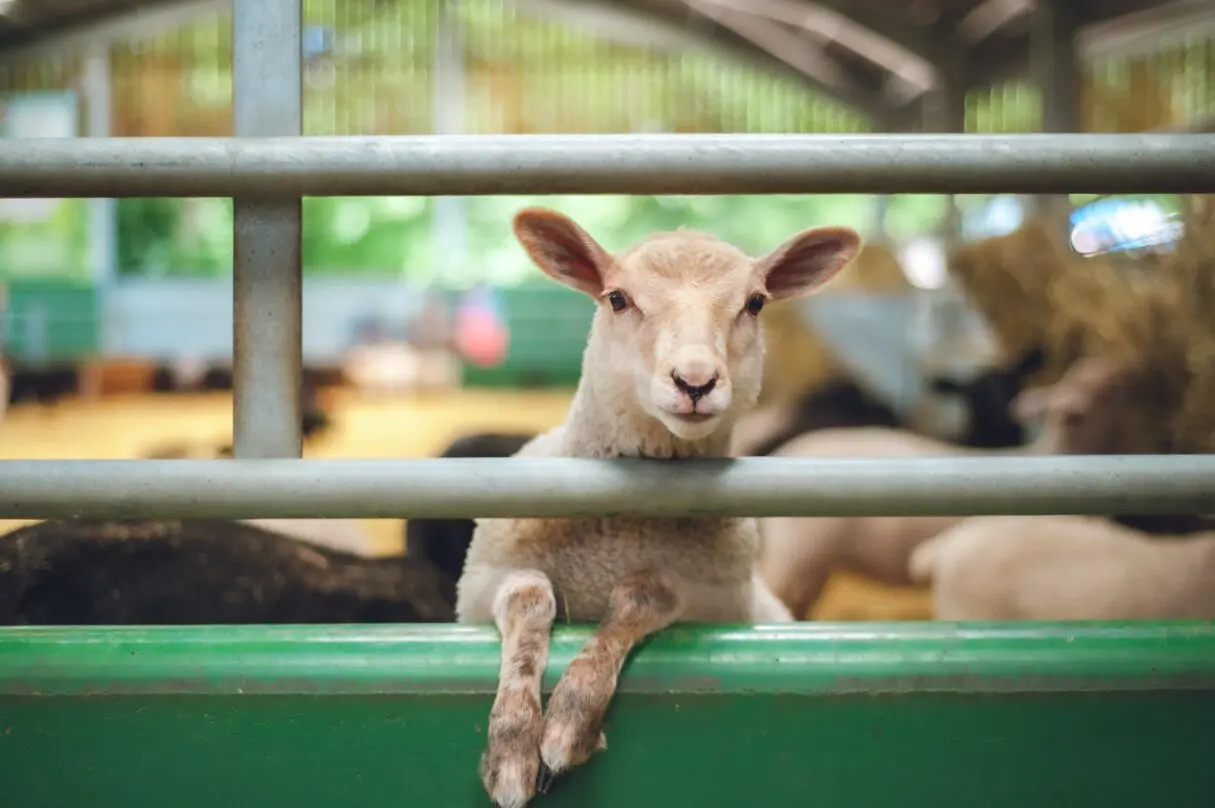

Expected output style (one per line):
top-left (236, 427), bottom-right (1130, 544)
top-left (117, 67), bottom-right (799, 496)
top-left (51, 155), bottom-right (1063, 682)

top-left (538, 661), bottom-right (612, 782)
top-left (539, 713), bottom-right (608, 778)
top-left (535, 762), bottom-right (556, 795)
top-left (480, 699), bottom-right (545, 808)
top-left (482, 745), bottom-right (540, 808)
top-left (533, 731), bottom-right (604, 795)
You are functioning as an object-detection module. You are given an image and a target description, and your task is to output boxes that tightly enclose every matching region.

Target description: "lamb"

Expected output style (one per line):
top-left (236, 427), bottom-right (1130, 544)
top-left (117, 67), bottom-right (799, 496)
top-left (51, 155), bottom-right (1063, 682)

top-left (756, 355), bottom-right (1142, 619)
top-left (457, 207), bottom-right (861, 808)
top-left (907, 515), bottom-right (1215, 620)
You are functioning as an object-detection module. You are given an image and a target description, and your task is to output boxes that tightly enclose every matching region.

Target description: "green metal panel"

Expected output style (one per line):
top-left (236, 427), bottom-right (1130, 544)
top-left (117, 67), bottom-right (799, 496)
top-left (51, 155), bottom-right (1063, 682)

top-left (460, 283), bottom-right (593, 388)
top-left (1, 279), bottom-right (100, 364)
top-left (2, 622), bottom-right (1214, 806)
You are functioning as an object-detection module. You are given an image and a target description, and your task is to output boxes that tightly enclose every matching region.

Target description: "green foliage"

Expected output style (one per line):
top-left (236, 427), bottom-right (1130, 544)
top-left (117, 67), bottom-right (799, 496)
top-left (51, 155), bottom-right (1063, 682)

top-left (301, 196), bottom-right (434, 277)
top-left (115, 198), bottom-right (233, 277)
top-left (883, 195), bottom-right (950, 243)
top-left (460, 194), bottom-right (881, 286)
top-left (966, 81), bottom-right (1042, 133)
top-left (110, 193), bottom-right (905, 284)
top-left (0, 199), bottom-right (90, 280)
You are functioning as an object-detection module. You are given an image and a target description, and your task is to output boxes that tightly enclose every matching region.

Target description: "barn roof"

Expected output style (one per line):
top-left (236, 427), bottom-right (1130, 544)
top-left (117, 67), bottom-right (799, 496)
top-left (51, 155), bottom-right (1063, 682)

top-left (0, 0), bottom-right (1207, 125)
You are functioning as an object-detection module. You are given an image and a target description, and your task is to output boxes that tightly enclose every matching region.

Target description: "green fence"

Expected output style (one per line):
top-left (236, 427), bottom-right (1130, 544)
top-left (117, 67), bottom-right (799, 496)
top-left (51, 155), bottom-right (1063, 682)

top-left (1, 279), bottom-right (101, 364)
top-left (460, 282), bottom-right (593, 388)
top-left (2, 622), bottom-right (1214, 807)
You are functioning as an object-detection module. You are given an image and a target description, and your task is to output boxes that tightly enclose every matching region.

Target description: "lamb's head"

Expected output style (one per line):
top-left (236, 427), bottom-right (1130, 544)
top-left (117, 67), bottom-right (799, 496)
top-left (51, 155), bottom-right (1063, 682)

top-left (513, 207), bottom-right (861, 441)
top-left (1010, 357), bottom-right (1143, 454)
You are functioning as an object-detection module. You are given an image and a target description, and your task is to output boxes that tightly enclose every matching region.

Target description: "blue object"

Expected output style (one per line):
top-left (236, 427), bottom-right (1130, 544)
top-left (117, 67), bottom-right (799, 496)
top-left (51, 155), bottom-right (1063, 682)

top-left (799, 293), bottom-right (922, 415)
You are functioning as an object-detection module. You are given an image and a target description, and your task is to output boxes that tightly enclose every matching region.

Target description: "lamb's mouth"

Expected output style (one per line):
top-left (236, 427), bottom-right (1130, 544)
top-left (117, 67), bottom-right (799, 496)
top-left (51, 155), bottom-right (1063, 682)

top-left (669, 410), bottom-right (717, 424)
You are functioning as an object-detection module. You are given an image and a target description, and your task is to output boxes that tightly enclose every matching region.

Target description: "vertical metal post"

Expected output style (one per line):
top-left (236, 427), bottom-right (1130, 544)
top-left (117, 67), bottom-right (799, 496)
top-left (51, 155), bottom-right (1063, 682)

top-left (919, 77), bottom-right (967, 249)
top-left (1031, 3), bottom-right (1081, 218)
top-left (83, 42), bottom-right (117, 289)
top-left (232, 0), bottom-right (303, 458)
top-left (431, 0), bottom-right (468, 283)
top-left (870, 115), bottom-right (894, 245)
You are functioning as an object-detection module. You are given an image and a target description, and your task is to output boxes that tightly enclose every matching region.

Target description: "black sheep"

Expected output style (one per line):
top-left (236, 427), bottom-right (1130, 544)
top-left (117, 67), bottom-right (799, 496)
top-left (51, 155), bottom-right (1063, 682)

top-left (0, 518), bottom-right (455, 626)
top-left (744, 380), bottom-right (902, 458)
top-left (7, 365), bottom-right (78, 407)
top-left (929, 346), bottom-right (1046, 449)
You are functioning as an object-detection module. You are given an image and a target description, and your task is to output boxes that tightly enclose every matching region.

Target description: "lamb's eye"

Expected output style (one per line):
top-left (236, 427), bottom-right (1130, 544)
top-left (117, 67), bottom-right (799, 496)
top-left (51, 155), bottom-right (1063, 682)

top-left (744, 294), bottom-right (765, 316)
top-left (607, 291), bottom-right (630, 313)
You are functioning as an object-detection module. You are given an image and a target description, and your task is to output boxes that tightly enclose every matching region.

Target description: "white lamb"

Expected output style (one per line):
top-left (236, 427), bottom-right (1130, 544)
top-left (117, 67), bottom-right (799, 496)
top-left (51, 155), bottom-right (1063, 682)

top-left (908, 515), bottom-right (1215, 620)
top-left (756, 356), bottom-right (1142, 619)
top-left (456, 206), bottom-right (861, 808)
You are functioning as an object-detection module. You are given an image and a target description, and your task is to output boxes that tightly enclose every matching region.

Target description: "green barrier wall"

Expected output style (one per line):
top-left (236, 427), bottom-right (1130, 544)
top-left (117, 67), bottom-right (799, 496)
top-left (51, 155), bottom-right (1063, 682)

top-left (460, 283), bottom-right (593, 388)
top-left (1, 622), bottom-right (1213, 807)
top-left (1, 279), bottom-right (101, 364)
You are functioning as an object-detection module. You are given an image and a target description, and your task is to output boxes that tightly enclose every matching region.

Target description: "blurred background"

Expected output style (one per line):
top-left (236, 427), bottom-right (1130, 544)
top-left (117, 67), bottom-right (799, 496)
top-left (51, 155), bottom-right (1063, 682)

top-left (0, 0), bottom-right (1212, 619)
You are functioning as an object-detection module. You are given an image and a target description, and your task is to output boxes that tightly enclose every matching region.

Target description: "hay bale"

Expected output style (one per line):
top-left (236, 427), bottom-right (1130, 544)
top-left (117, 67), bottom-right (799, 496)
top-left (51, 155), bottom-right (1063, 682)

top-left (945, 198), bottom-right (1215, 454)
top-left (758, 301), bottom-right (846, 406)
top-left (1044, 251), bottom-right (1185, 453)
top-left (1048, 195), bottom-right (1215, 453)
top-left (1113, 196), bottom-right (1215, 453)
top-left (946, 217), bottom-right (1079, 383)
top-left (832, 241), bottom-right (910, 294)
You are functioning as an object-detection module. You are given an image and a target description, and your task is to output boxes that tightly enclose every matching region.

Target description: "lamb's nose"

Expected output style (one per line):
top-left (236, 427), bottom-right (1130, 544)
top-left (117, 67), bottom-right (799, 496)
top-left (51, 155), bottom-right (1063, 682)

top-left (672, 371), bottom-right (718, 403)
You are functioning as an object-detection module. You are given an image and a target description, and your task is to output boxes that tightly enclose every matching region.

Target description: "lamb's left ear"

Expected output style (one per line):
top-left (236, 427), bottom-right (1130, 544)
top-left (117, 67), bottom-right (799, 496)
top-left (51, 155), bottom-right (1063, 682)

top-left (757, 226), bottom-right (862, 300)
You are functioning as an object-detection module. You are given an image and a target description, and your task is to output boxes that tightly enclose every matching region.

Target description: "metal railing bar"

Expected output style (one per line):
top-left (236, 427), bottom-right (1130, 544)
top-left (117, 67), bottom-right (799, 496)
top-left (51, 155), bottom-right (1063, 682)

top-left (1, 133), bottom-right (1212, 197)
top-left (0, 455), bottom-right (1209, 519)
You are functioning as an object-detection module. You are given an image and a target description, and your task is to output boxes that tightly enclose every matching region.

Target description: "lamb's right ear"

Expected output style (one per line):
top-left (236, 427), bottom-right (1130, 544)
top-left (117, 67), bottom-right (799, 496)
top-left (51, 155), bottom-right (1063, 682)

top-left (512, 207), bottom-right (612, 296)
top-left (757, 226), bottom-right (862, 300)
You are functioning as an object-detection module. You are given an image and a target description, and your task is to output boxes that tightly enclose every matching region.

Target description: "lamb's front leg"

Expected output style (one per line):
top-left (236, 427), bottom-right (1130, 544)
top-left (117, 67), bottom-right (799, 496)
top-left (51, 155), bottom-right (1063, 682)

top-left (481, 569), bottom-right (556, 808)
top-left (536, 570), bottom-right (682, 792)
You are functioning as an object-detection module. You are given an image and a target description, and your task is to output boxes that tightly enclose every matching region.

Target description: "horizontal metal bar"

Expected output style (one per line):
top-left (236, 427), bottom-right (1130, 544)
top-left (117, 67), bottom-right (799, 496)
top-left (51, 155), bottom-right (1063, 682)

top-left (4, 623), bottom-right (1214, 696)
top-left (0, 455), bottom-right (1211, 519)
top-left (1, 134), bottom-right (1213, 197)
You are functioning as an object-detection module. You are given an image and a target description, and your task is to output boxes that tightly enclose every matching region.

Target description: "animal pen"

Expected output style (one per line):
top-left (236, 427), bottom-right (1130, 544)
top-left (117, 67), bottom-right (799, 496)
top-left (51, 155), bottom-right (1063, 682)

top-left (2, 0), bottom-right (1215, 805)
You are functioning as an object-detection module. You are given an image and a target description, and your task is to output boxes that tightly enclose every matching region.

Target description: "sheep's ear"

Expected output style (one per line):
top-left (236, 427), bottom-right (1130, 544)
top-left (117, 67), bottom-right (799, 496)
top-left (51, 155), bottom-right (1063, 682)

top-left (1009, 387), bottom-right (1052, 424)
top-left (1017, 358), bottom-right (1131, 424)
top-left (1011, 385), bottom-right (1090, 427)
top-left (757, 226), bottom-right (861, 300)
top-left (512, 207), bottom-right (612, 296)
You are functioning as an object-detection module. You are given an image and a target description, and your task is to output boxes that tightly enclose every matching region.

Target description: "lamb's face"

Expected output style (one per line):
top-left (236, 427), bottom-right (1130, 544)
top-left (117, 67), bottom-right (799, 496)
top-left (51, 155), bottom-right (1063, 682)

top-left (1011, 357), bottom-right (1141, 454)
top-left (595, 234), bottom-right (768, 441)
top-left (511, 207), bottom-right (862, 442)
